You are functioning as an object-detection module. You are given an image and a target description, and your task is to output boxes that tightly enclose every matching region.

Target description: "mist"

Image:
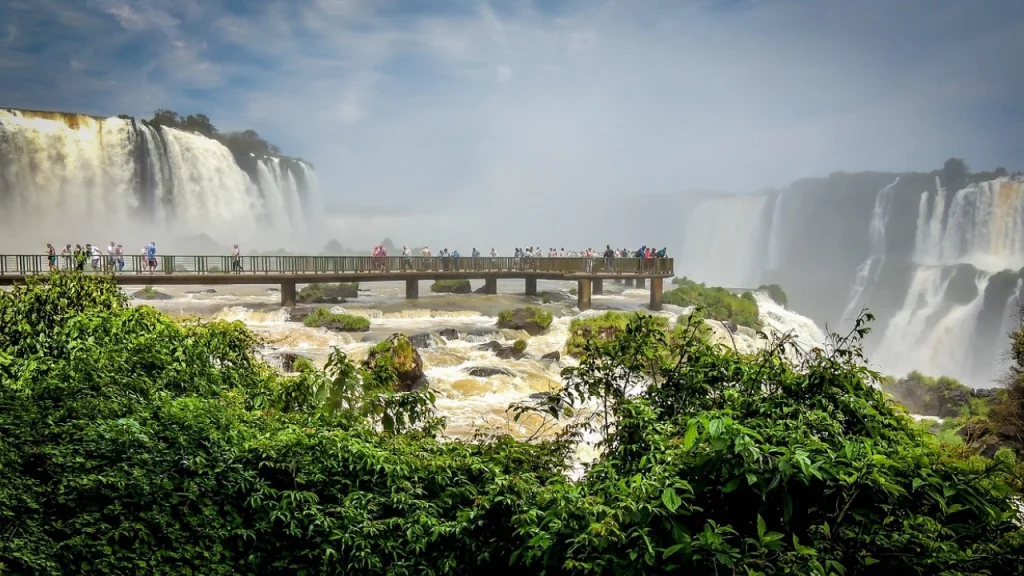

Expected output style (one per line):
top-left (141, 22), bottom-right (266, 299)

top-left (3, 0), bottom-right (1023, 253)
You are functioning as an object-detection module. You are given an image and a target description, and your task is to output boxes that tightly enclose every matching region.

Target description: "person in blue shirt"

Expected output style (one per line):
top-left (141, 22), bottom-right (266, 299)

top-left (146, 242), bottom-right (157, 273)
top-left (452, 249), bottom-right (461, 271)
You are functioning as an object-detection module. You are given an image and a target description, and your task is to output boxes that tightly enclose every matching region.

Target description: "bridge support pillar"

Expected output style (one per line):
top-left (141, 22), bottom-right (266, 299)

top-left (485, 277), bottom-right (498, 295)
top-left (406, 279), bottom-right (419, 300)
top-left (525, 278), bottom-right (538, 297)
top-left (649, 277), bottom-right (663, 311)
top-left (577, 279), bottom-right (592, 311)
top-left (281, 281), bottom-right (296, 307)
top-left (592, 278), bottom-right (603, 296)
top-left (624, 278), bottom-right (634, 288)
top-left (636, 278), bottom-right (646, 289)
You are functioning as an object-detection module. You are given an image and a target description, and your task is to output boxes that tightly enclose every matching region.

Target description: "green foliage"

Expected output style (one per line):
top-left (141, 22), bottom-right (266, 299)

top-left (148, 109), bottom-right (289, 159)
top-left (2, 274), bottom-right (1022, 574)
top-left (496, 306), bottom-right (553, 331)
top-left (302, 307), bottom-right (370, 331)
top-left (758, 283), bottom-right (789, 308)
top-left (527, 306), bottom-right (553, 330)
top-left (297, 282), bottom-right (358, 303)
top-left (569, 287), bottom-right (578, 296)
top-left (292, 356), bottom-right (316, 374)
top-left (513, 338), bottom-right (527, 354)
top-left (430, 279), bottom-right (471, 293)
top-left (566, 311), bottom-right (669, 357)
top-left (663, 278), bottom-right (761, 329)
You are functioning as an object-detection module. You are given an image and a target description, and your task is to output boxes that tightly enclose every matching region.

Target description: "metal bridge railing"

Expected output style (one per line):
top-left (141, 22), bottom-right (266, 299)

top-left (0, 255), bottom-right (674, 277)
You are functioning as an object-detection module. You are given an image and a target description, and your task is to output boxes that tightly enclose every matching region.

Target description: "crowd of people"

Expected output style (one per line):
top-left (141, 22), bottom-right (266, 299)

top-left (45, 242), bottom-right (159, 273)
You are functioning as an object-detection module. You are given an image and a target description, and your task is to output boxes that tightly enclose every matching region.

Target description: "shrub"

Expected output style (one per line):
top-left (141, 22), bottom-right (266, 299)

top-left (292, 356), bottom-right (316, 373)
top-left (302, 307), bottom-right (370, 331)
top-left (663, 278), bottom-right (761, 329)
top-left (566, 311), bottom-right (668, 357)
top-left (430, 279), bottom-right (471, 294)
top-left (569, 287), bottom-right (577, 296)
top-left (513, 338), bottom-right (527, 354)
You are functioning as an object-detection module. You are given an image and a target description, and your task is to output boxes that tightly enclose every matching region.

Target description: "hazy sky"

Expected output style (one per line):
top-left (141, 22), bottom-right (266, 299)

top-left (2, 0), bottom-right (1023, 246)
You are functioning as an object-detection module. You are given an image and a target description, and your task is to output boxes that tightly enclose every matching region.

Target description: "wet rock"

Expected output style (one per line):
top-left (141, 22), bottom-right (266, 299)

top-left (540, 351), bottom-right (561, 362)
top-left (321, 321), bottom-right (370, 333)
top-left (266, 287), bottom-right (280, 293)
top-left (529, 392), bottom-right (554, 401)
top-left (408, 333), bottom-right (435, 349)
top-left (363, 334), bottom-right (428, 392)
top-left (720, 321), bottom-right (738, 333)
top-left (466, 366), bottom-right (516, 378)
top-left (297, 282), bottom-right (358, 303)
top-left (185, 288), bottom-right (217, 294)
top-left (439, 328), bottom-right (460, 341)
top-left (496, 307), bottom-right (552, 336)
top-left (287, 308), bottom-right (311, 323)
top-left (265, 352), bottom-right (312, 373)
top-left (132, 288), bottom-right (173, 300)
top-left (971, 388), bottom-right (1001, 399)
top-left (361, 334), bottom-right (383, 343)
top-left (477, 341), bottom-right (504, 352)
top-left (495, 347), bottom-right (525, 360)
top-left (430, 279), bottom-right (472, 294)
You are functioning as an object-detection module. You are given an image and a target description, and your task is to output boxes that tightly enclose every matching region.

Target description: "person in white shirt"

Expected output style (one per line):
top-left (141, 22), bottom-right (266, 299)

top-left (106, 242), bottom-right (116, 272)
top-left (402, 245), bottom-right (412, 270)
top-left (90, 244), bottom-right (102, 270)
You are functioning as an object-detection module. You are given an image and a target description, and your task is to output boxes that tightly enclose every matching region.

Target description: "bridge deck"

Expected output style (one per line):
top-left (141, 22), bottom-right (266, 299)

top-left (0, 255), bottom-right (673, 310)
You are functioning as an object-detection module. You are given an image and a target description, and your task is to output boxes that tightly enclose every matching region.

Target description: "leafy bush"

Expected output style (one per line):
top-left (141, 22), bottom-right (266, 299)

top-left (758, 284), bottom-right (788, 308)
top-left (293, 356), bottom-right (316, 373)
top-left (566, 311), bottom-right (669, 356)
top-left (496, 306), bottom-right (553, 332)
top-left (1, 274), bottom-right (1022, 574)
top-left (663, 278), bottom-right (761, 329)
top-left (513, 339), bottom-right (527, 354)
top-left (430, 279), bottom-right (471, 294)
top-left (297, 282), bottom-right (358, 303)
top-left (302, 307), bottom-right (370, 331)
top-left (569, 287), bottom-right (578, 296)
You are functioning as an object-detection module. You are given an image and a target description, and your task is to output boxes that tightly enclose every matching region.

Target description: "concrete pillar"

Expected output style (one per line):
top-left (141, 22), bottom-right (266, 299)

top-left (577, 279), bottom-right (592, 311)
top-left (281, 281), bottom-right (297, 307)
top-left (592, 278), bottom-right (603, 295)
top-left (485, 277), bottom-right (498, 294)
top-left (406, 279), bottom-right (419, 300)
top-left (525, 277), bottom-right (538, 296)
top-left (624, 278), bottom-right (634, 288)
top-left (649, 277), bottom-right (664, 311)
top-left (636, 278), bottom-right (646, 289)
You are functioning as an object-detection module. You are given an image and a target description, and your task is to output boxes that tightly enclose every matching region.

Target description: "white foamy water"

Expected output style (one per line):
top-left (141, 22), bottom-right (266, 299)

top-left (0, 108), bottom-right (322, 251)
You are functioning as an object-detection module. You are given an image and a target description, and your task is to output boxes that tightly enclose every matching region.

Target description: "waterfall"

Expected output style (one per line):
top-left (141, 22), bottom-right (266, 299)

top-left (766, 192), bottom-right (785, 270)
top-left (0, 108), bottom-right (323, 251)
top-left (875, 268), bottom-right (991, 382)
top-left (840, 178), bottom-right (898, 320)
top-left (999, 278), bottom-right (1023, 351)
top-left (680, 194), bottom-right (768, 287)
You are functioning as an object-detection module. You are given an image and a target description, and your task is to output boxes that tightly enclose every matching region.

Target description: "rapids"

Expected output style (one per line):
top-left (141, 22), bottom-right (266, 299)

top-left (138, 278), bottom-right (827, 440)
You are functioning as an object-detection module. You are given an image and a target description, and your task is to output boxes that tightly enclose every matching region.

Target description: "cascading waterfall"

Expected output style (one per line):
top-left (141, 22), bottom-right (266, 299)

top-left (840, 178), bottom-right (899, 321)
top-left (999, 279), bottom-right (1023, 345)
top-left (0, 108), bottom-right (321, 251)
top-left (680, 194), bottom-right (768, 287)
top-left (766, 192), bottom-right (785, 270)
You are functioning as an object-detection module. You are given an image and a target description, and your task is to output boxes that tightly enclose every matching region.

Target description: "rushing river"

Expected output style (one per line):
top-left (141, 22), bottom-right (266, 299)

top-left (133, 278), bottom-right (826, 439)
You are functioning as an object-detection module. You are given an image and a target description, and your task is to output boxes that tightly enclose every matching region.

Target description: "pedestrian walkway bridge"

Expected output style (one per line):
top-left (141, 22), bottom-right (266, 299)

top-left (0, 255), bottom-right (674, 310)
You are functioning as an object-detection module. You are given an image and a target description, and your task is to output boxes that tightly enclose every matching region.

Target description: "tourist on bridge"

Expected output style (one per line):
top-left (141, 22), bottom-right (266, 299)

top-left (61, 244), bottom-right (72, 269)
top-left (115, 244), bottom-right (125, 272)
top-left (232, 244), bottom-right (243, 273)
top-left (88, 244), bottom-right (101, 271)
top-left (46, 243), bottom-right (56, 271)
top-left (107, 241), bottom-right (117, 272)
top-left (146, 242), bottom-right (157, 273)
top-left (402, 245), bottom-right (412, 270)
top-left (452, 249), bottom-right (461, 271)
top-left (604, 245), bottom-right (615, 273)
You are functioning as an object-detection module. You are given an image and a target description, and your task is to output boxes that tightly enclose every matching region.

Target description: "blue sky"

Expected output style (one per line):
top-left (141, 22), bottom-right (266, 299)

top-left (2, 0), bottom-right (1023, 227)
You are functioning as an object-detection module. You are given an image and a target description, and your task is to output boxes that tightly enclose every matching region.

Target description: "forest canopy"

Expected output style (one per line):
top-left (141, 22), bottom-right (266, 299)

top-left (148, 108), bottom-right (284, 159)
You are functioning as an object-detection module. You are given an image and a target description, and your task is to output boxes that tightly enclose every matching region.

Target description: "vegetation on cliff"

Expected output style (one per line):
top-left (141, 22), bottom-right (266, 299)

top-left (664, 277), bottom-right (761, 329)
top-left (0, 273), bottom-right (1022, 573)
top-left (758, 283), bottom-right (788, 308)
top-left (497, 306), bottom-right (553, 335)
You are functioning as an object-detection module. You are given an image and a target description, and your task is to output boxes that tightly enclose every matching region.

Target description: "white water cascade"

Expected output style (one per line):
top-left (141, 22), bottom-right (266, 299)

top-left (841, 178), bottom-right (899, 321)
top-left (681, 194), bottom-right (768, 287)
top-left (0, 108), bottom-right (322, 251)
top-left (766, 193), bottom-right (785, 270)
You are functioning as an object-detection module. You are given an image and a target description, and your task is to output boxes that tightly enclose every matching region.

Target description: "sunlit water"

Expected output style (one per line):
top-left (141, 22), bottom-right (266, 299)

top-left (135, 278), bottom-right (826, 441)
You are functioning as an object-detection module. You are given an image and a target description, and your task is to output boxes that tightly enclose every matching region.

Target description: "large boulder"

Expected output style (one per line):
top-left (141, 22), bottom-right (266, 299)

top-left (408, 333), bottom-right (437, 349)
top-left (439, 328), bottom-right (460, 341)
top-left (476, 340), bottom-right (525, 359)
top-left (465, 366), bottom-right (516, 378)
top-left (297, 282), bottom-right (358, 303)
top-left (132, 287), bottom-right (173, 300)
top-left (431, 280), bottom-right (472, 294)
top-left (363, 334), bottom-right (428, 392)
top-left (540, 351), bottom-right (561, 362)
top-left (496, 307), bottom-right (552, 336)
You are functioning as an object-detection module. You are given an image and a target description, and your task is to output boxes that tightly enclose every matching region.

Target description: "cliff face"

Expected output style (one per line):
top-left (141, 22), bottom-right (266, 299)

top-left (635, 167), bottom-right (1024, 387)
